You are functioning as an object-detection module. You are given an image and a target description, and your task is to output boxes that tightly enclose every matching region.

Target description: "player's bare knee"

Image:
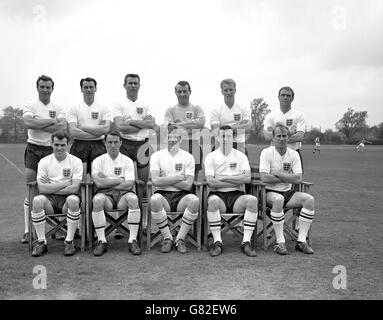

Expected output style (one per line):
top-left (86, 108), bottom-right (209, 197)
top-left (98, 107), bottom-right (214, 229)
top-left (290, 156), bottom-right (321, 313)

top-left (32, 195), bottom-right (46, 211)
top-left (246, 196), bottom-right (258, 212)
top-left (92, 194), bottom-right (105, 210)
top-left (187, 195), bottom-right (200, 213)
top-left (303, 194), bottom-right (315, 211)
top-left (270, 196), bottom-right (284, 212)
top-left (126, 193), bottom-right (139, 209)
top-left (66, 195), bottom-right (80, 210)
top-left (207, 195), bottom-right (220, 211)
top-left (150, 194), bottom-right (163, 212)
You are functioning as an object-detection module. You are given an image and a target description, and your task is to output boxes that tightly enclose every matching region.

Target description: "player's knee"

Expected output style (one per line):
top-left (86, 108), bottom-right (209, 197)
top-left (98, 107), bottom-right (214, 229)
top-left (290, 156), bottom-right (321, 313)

top-left (246, 196), bottom-right (258, 211)
top-left (270, 196), bottom-right (284, 211)
top-left (150, 194), bottom-right (163, 211)
top-left (303, 194), bottom-right (315, 210)
top-left (187, 195), bottom-right (200, 212)
top-left (207, 195), bottom-right (220, 211)
top-left (66, 195), bottom-right (80, 209)
top-left (92, 194), bottom-right (105, 209)
top-left (32, 195), bottom-right (46, 210)
top-left (125, 193), bottom-right (139, 209)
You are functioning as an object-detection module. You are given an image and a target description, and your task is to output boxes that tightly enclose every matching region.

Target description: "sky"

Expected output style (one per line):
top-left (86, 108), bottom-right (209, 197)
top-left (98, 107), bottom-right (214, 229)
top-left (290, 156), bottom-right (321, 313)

top-left (0, 0), bottom-right (382, 131)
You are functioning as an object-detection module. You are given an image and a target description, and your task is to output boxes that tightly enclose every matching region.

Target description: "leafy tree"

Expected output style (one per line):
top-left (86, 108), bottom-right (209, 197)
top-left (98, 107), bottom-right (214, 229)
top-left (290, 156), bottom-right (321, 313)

top-left (250, 98), bottom-right (270, 141)
top-left (335, 107), bottom-right (368, 143)
top-left (0, 106), bottom-right (27, 142)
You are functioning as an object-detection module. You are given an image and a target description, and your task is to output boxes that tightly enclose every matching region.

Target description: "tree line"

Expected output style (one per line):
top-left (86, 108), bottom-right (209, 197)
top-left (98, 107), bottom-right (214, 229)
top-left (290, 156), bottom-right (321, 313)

top-left (1, 104), bottom-right (382, 144)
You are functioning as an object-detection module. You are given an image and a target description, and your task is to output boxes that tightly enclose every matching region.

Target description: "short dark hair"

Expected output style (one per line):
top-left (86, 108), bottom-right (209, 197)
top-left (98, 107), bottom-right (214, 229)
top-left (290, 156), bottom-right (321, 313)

top-left (124, 74), bottom-right (140, 85)
top-left (51, 130), bottom-right (70, 143)
top-left (219, 125), bottom-right (237, 138)
top-left (36, 75), bottom-right (54, 89)
top-left (278, 86), bottom-right (294, 98)
top-left (175, 81), bottom-right (191, 92)
top-left (105, 131), bottom-right (122, 141)
top-left (80, 77), bottom-right (97, 88)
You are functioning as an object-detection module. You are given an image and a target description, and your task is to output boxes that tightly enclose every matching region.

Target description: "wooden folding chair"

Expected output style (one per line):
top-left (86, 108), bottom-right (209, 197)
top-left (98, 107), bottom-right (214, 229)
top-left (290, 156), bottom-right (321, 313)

top-left (145, 178), bottom-right (203, 251)
top-left (27, 180), bottom-right (87, 253)
top-left (202, 163), bottom-right (263, 250)
top-left (86, 162), bottom-right (146, 251)
top-left (257, 181), bottom-right (314, 250)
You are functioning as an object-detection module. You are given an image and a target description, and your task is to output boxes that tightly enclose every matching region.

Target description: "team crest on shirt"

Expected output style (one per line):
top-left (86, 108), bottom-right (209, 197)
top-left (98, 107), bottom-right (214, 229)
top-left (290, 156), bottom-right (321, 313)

top-left (114, 167), bottom-right (122, 175)
top-left (185, 111), bottom-right (193, 120)
top-left (63, 168), bottom-right (71, 178)
top-left (233, 113), bottom-right (241, 121)
top-left (91, 112), bottom-right (99, 120)
top-left (229, 162), bottom-right (237, 169)
top-left (48, 110), bottom-right (56, 118)
top-left (283, 163), bottom-right (291, 172)
top-left (175, 163), bottom-right (183, 171)
top-left (286, 119), bottom-right (293, 126)
top-left (136, 107), bottom-right (143, 114)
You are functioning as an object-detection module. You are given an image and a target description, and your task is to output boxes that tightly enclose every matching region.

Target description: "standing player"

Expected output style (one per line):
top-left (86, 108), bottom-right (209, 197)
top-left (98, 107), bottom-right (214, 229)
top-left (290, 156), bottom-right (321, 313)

top-left (163, 81), bottom-right (206, 179)
top-left (264, 87), bottom-right (306, 170)
top-left (210, 79), bottom-right (252, 155)
top-left (90, 131), bottom-right (142, 256)
top-left (67, 77), bottom-right (111, 174)
top-left (204, 126), bottom-right (258, 257)
top-left (149, 127), bottom-right (200, 254)
top-left (113, 74), bottom-right (157, 237)
top-left (22, 75), bottom-right (67, 244)
top-left (313, 137), bottom-right (320, 154)
top-left (30, 131), bottom-right (83, 257)
top-left (259, 124), bottom-right (315, 255)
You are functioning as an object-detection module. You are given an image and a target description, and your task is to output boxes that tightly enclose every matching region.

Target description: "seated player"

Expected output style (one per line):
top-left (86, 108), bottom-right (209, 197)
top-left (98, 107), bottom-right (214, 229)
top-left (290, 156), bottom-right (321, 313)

top-left (149, 127), bottom-right (200, 254)
top-left (204, 125), bottom-right (258, 257)
top-left (91, 131), bottom-right (142, 256)
top-left (259, 123), bottom-right (315, 255)
top-left (30, 131), bottom-right (83, 257)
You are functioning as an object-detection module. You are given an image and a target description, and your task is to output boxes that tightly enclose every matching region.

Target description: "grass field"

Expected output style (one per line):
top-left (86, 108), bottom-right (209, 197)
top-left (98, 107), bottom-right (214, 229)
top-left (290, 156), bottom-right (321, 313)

top-left (0, 143), bottom-right (382, 300)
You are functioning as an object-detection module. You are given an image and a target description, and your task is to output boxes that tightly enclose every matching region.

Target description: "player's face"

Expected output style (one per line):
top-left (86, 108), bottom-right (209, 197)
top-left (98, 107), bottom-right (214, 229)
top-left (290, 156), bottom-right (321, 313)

top-left (273, 127), bottom-right (289, 148)
top-left (219, 129), bottom-right (234, 148)
top-left (105, 135), bottom-right (122, 157)
top-left (52, 137), bottom-right (68, 160)
top-left (37, 80), bottom-right (54, 102)
top-left (278, 89), bottom-right (294, 108)
top-left (167, 133), bottom-right (180, 150)
top-left (81, 81), bottom-right (97, 98)
top-left (175, 85), bottom-right (190, 106)
top-left (221, 83), bottom-right (236, 99)
top-left (124, 77), bottom-right (140, 96)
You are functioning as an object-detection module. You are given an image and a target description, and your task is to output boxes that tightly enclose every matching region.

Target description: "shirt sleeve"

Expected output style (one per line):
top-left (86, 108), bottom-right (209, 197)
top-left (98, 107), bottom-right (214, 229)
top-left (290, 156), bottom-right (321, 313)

top-left (163, 107), bottom-right (174, 126)
top-left (72, 158), bottom-right (84, 180)
top-left (149, 152), bottom-right (160, 173)
top-left (194, 105), bottom-right (206, 125)
top-left (91, 156), bottom-right (101, 176)
top-left (66, 106), bottom-right (77, 124)
top-left (295, 111), bottom-right (306, 132)
top-left (124, 158), bottom-right (135, 181)
top-left (112, 103), bottom-right (123, 119)
top-left (239, 153), bottom-right (251, 173)
top-left (23, 103), bottom-right (34, 118)
top-left (184, 153), bottom-right (195, 177)
top-left (210, 108), bottom-right (220, 127)
top-left (56, 105), bottom-right (67, 120)
top-left (36, 158), bottom-right (48, 180)
top-left (204, 153), bottom-right (215, 177)
top-left (259, 149), bottom-right (271, 173)
top-left (101, 105), bottom-right (112, 122)
top-left (292, 151), bottom-right (303, 174)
